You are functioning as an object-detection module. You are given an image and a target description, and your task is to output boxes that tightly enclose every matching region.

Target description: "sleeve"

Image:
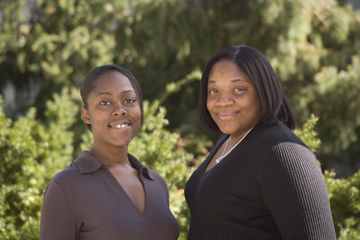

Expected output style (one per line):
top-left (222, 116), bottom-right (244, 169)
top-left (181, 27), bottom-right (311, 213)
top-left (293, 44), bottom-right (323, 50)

top-left (157, 173), bottom-right (171, 206)
top-left (257, 142), bottom-right (336, 240)
top-left (39, 181), bottom-right (78, 240)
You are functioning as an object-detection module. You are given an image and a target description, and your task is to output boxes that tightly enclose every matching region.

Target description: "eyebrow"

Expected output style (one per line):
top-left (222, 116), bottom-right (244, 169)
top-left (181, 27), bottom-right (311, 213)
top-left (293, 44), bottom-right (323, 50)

top-left (95, 90), bottom-right (136, 97)
top-left (208, 79), bottom-right (247, 84)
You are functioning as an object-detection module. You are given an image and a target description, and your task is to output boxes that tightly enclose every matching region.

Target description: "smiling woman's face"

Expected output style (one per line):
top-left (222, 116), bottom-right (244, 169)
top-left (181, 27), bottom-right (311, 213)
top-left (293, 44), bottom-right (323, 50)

top-left (81, 71), bottom-right (141, 150)
top-left (206, 60), bottom-right (262, 141)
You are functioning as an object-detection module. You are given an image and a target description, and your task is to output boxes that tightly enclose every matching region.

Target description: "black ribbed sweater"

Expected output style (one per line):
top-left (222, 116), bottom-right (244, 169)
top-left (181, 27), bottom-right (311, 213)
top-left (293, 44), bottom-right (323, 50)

top-left (185, 123), bottom-right (336, 239)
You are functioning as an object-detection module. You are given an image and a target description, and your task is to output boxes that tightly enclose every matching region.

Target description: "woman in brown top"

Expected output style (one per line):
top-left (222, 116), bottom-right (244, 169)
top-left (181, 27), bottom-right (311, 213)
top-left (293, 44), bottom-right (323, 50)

top-left (39, 65), bottom-right (179, 240)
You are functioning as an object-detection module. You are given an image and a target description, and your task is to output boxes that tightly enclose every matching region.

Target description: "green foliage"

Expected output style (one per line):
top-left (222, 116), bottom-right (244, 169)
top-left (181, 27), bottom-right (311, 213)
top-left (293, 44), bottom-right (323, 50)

top-left (295, 56), bottom-right (360, 160)
top-left (0, 0), bottom-right (127, 117)
top-left (2, 86), bottom-right (360, 239)
top-left (338, 225), bottom-right (360, 240)
top-left (294, 114), bottom-right (321, 153)
top-left (1, 0), bottom-right (360, 168)
top-left (325, 169), bottom-right (360, 237)
top-left (1, 0), bottom-right (360, 239)
top-left (0, 88), bottom-right (79, 239)
top-left (0, 102), bottom-right (41, 239)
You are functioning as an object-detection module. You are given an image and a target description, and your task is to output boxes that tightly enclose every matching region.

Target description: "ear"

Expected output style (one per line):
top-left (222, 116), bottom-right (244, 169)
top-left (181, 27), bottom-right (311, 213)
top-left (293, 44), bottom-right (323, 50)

top-left (81, 107), bottom-right (91, 124)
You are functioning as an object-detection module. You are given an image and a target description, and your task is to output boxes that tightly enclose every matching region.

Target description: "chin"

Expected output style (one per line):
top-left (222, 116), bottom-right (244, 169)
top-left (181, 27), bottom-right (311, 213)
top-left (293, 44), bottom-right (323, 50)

top-left (218, 127), bottom-right (236, 135)
top-left (110, 139), bottom-right (132, 148)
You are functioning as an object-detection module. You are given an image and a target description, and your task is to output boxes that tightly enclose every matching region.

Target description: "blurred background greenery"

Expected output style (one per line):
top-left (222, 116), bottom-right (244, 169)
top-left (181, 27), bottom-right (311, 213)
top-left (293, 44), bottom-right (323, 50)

top-left (1, 0), bottom-right (360, 239)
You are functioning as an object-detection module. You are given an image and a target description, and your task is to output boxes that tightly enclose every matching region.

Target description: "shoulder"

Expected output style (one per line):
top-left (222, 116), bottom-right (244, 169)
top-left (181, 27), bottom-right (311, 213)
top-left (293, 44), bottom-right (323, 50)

top-left (253, 123), bottom-right (319, 174)
top-left (51, 162), bottom-right (81, 185)
top-left (42, 162), bottom-right (81, 208)
top-left (49, 152), bottom-right (96, 188)
top-left (147, 168), bottom-right (168, 189)
top-left (52, 162), bottom-right (80, 182)
top-left (255, 125), bottom-right (321, 179)
top-left (252, 122), bottom-right (308, 150)
top-left (265, 141), bottom-right (318, 169)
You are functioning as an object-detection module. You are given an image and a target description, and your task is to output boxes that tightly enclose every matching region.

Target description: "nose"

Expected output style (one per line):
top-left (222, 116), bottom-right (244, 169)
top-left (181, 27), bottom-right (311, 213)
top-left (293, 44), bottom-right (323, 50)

top-left (215, 92), bottom-right (234, 107)
top-left (112, 102), bottom-right (127, 116)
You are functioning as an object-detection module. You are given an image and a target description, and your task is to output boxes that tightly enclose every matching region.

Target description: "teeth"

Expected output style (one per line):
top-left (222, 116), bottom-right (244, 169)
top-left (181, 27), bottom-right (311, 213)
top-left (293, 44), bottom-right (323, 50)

top-left (112, 124), bottom-right (129, 128)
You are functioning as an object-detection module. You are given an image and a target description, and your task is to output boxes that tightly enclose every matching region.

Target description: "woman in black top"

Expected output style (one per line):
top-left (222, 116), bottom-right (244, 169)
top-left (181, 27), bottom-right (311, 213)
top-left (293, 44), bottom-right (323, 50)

top-left (185, 45), bottom-right (336, 239)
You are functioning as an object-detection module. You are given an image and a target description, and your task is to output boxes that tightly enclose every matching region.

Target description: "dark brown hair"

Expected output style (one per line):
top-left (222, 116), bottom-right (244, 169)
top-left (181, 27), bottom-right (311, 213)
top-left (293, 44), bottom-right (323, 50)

top-left (198, 45), bottom-right (295, 133)
top-left (80, 64), bottom-right (144, 131)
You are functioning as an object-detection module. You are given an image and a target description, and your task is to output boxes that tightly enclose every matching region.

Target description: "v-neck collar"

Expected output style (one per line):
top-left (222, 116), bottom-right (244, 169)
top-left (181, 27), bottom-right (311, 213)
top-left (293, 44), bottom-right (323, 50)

top-left (75, 151), bottom-right (154, 217)
top-left (74, 151), bottom-right (154, 181)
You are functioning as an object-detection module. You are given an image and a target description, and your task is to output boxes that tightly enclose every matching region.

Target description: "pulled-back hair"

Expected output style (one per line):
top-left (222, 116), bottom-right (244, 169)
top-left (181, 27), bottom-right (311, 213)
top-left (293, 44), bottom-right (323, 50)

top-left (198, 45), bottom-right (295, 133)
top-left (80, 64), bottom-right (144, 131)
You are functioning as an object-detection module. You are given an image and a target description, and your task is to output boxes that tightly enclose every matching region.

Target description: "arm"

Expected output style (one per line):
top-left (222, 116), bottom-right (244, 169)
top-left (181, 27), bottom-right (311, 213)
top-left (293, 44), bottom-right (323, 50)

top-left (39, 181), bottom-right (77, 240)
top-left (258, 142), bottom-right (336, 240)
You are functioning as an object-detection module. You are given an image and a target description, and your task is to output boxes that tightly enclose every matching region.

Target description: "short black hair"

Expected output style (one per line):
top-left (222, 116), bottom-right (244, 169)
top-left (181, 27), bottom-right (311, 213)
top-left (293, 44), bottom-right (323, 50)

top-left (80, 64), bottom-right (144, 131)
top-left (198, 45), bottom-right (295, 133)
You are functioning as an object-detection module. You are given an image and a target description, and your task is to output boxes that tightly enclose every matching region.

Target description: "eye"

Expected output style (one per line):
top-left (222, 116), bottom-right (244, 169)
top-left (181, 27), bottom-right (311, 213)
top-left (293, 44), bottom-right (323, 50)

top-left (234, 87), bottom-right (245, 92)
top-left (99, 101), bottom-right (110, 106)
top-left (208, 89), bottom-right (218, 94)
top-left (125, 98), bottom-right (136, 104)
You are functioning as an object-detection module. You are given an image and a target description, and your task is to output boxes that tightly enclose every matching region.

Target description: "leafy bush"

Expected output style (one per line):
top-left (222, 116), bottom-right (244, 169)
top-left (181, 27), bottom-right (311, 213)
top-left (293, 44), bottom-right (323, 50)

top-left (1, 89), bottom-right (360, 239)
top-left (0, 88), bottom-right (79, 239)
top-left (325, 169), bottom-right (360, 237)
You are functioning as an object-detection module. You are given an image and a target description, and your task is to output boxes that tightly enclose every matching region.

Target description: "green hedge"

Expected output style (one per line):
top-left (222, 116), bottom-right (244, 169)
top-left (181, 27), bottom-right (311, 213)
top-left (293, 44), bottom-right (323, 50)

top-left (1, 90), bottom-right (359, 239)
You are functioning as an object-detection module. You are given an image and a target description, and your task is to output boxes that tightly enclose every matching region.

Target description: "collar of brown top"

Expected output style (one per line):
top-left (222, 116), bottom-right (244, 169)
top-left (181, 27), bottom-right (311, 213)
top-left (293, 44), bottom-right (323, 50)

top-left (74, 151), bottom-right (154, 180)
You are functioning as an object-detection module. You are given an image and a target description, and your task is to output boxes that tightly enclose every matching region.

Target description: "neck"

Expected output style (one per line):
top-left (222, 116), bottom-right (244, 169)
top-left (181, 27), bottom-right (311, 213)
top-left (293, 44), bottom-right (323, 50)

top-left (89, 145), bottom-right (130, 168)
top-left (229, 126), bottom-right (254, 148)
top-left (230, 123), bottom-right (258, 144)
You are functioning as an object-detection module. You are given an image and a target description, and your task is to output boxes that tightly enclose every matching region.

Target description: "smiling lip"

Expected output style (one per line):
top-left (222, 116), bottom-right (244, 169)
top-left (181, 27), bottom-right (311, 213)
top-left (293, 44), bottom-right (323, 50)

top-left (216, 112), bottom-right (238, 120)
top-left (108, 121), bottom-right (131, 129)
top-left (111, 124), bottom-right (130, 129)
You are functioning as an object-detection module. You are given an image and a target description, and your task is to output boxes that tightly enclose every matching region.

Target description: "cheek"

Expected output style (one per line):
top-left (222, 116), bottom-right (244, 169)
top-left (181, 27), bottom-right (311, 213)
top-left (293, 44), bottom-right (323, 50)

top-left (133, 107), bottom-right (142, 124)
top-left (251, 97), bottom-right (262, 117)
top-left (206, 98), bottom-right (214, 112)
